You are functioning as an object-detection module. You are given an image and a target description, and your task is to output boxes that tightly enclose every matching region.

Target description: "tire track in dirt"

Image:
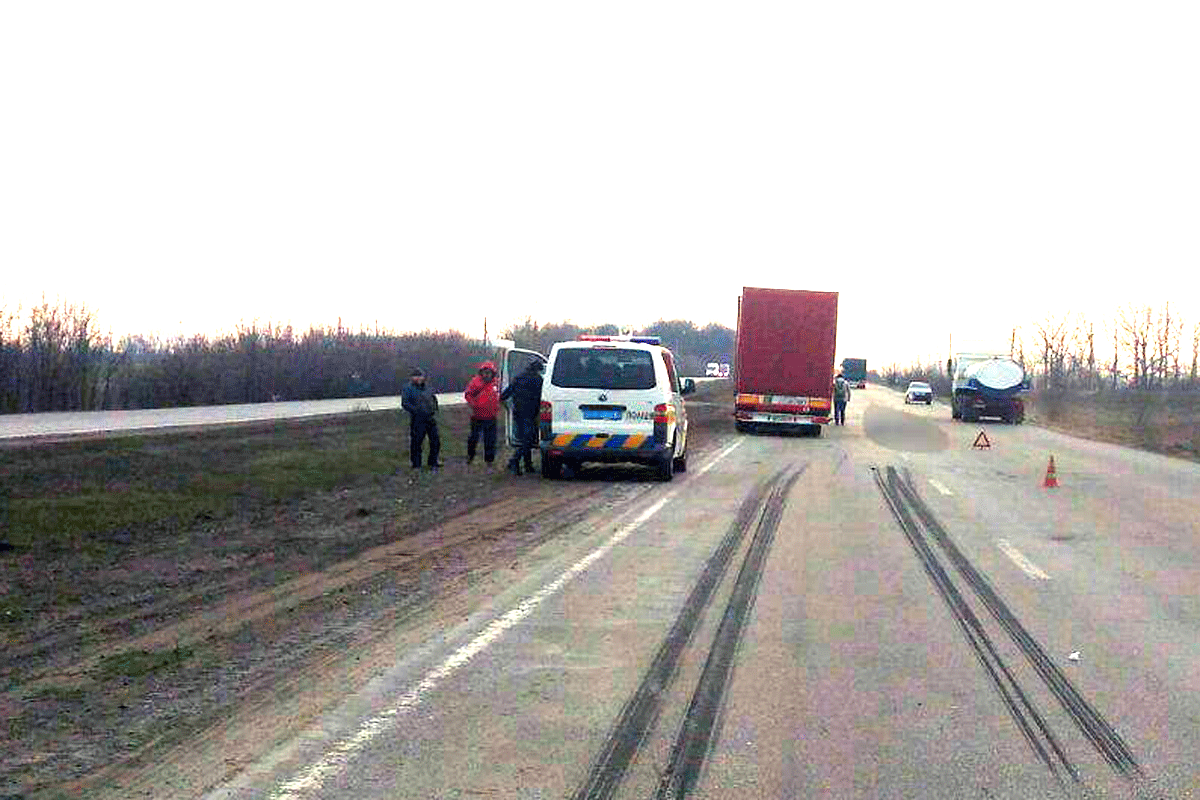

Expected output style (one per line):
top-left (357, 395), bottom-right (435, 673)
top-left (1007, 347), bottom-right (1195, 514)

top-left (10, 484), bottom-right (615, 694)
top-left (47, 480), bottom-right (645, 799)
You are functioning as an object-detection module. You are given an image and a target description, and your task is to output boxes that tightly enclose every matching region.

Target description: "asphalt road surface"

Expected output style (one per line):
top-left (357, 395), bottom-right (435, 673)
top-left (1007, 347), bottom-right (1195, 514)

top-left (204, 386), bottom-right (1199, 799)
top-left (0, 394), bottom-right (458, 440)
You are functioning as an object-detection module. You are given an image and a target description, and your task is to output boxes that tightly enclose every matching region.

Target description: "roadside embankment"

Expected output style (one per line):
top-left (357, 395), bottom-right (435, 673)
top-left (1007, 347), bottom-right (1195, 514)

top-left (1025, 389), bottom-right (1200, 462)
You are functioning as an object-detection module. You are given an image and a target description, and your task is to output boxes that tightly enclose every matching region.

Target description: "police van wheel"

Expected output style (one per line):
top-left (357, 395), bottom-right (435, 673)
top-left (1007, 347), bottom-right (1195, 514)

top-left (656, 454), bottom-right (675, 482)
top-left (673, 453), bottom-right (687, 473)
top-left (541, 455), bottom-right (562, 479)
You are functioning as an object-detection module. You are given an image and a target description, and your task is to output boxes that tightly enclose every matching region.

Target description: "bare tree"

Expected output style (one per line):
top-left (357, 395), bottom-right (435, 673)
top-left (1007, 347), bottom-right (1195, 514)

top-left (0, 302), bottom-right (20, 412)
top-left (1117, 303), bottom-right (1153, 389)
top-left (1085, 320), bottom-right (1096, 390)
top-left (1191, 321), bottom-right (1199, 389)
top-left (1103, 319), bottom-right (1121, 390)
top-left (1033, 313), bottom-right (1071, 390)
top-left (1169, 309), bottom-right (1185, 387)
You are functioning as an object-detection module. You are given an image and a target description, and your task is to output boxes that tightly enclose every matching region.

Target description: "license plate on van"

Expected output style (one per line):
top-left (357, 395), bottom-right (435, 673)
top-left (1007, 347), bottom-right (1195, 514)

top-left (581, 406), bottom-right (624, 421)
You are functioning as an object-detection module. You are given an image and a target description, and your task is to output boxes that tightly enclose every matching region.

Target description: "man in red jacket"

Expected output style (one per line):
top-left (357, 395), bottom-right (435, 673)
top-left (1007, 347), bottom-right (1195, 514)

top-left (464, 361), bottom-right (501, 464)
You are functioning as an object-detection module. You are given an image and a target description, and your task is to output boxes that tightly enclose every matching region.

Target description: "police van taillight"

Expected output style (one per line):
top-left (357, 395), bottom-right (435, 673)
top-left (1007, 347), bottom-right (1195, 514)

top-left (539, 401), bottom-right (552, 441)
top-left (653, 403), bottom-right (669, 443)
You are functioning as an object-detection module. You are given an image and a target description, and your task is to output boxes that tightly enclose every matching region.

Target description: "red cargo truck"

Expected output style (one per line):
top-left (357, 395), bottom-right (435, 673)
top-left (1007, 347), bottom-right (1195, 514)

top-left (734, 287), bottom-right (838, 435)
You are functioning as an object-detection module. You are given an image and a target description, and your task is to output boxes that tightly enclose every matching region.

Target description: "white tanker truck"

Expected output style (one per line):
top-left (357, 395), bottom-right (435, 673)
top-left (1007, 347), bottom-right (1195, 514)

top-left (948, 352), bottom-right (1029, 424)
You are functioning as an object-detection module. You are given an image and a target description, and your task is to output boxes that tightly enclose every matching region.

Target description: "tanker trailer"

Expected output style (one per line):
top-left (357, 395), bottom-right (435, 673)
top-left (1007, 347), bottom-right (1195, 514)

top-left (950, 353), bottom-right (1027, 423)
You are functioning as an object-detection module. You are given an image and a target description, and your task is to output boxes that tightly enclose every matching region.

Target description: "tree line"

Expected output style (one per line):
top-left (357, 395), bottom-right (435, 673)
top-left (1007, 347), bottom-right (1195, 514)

top-left (503, 317), bottom-right (736, 376)
top-left (0, 300), bottom-right (737, 414)
top-left (0, 298), bottom-right (494, 413)
top-left (882, 302), bottom-right (1200, 394)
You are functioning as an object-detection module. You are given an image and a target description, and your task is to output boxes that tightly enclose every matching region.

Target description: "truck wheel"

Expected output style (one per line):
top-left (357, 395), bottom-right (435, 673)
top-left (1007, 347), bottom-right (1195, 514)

top-left (735, 421), bottom-right (751, 434)
top-left (541, 455), bottom-right (562, 479)
top-left (810, 425), bottom-right (822, 438)
top-left (673, 453), bottom-right (688, 473)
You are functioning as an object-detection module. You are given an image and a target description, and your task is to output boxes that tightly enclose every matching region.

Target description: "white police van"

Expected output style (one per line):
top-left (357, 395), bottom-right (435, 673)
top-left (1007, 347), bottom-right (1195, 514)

top-left (503, 335), bottom-right (694, 480)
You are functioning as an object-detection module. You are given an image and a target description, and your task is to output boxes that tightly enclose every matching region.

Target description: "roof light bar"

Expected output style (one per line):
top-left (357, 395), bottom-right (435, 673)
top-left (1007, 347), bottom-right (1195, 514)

top-left (576, 335), bottom-right (662, 345)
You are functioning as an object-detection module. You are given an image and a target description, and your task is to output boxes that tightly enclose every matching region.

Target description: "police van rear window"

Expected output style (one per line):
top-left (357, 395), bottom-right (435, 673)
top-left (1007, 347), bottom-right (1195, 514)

top-left (551, 348), bottom-right (657, 390)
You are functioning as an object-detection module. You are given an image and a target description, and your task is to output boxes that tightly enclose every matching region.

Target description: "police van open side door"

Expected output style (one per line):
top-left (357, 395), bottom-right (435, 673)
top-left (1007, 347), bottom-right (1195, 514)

top-left (500, 346), bottom-right (548, 446)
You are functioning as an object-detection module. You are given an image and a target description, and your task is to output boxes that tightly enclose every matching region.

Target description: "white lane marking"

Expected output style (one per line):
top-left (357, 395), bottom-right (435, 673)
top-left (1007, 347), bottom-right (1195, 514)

top-left (270, 437), bottom-right (744, 799)
top-left (997, 539), bottom-right (1051, 581)
top-left (928, 479), bottom-right (953, 496)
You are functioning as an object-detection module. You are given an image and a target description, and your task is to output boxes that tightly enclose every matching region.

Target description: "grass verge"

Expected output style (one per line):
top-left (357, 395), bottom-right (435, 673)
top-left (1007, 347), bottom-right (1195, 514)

top-left (97, 646), bottom-right (194, 679)
top-left (1027, 389), bottom-right (1200, 461)
top-left (0, 408), bottom-right (439, 549)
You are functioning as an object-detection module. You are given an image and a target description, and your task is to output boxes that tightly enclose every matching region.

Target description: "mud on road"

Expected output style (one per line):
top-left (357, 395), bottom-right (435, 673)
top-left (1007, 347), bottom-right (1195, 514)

top-left (1, 387), bottom-right (734, 798)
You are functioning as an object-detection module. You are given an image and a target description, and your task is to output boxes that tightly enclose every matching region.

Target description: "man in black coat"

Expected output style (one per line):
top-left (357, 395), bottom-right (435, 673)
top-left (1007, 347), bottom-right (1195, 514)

top-left (400, 369), bottom-right (442, 469)
top-left (500, 360), bottom-right (543, 475)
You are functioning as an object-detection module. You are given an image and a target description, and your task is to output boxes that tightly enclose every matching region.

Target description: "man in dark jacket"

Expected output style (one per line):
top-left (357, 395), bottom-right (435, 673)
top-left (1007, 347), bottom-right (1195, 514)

top-left (500, 360), bottom-right (543, 475)
top-left (401, 369), bottom-right (442, 469)
top-left (463, 361), bottom-right (500, 465)
top-left (833, 372), bottom-right (851, 426)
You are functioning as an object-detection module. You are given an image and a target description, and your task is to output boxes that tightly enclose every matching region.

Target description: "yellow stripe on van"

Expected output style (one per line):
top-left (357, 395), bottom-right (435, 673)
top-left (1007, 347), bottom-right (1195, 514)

top-left (552, 433), bottom-right (575, 447)
top-left (622, 434), bottom-right (647, 449)
top-left (586, 436), bottom-right (608, 448)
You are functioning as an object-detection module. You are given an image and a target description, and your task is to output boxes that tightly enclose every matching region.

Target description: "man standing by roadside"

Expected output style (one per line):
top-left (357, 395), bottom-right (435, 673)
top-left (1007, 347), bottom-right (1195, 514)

top-left (401, 369), bottom-right (442, 469)
top-left (463, 361), bottom-right (500, 465)
top-left (500, 360), bottom-right (543, 476)
top-left (833, 371), bottom-right (851, 426)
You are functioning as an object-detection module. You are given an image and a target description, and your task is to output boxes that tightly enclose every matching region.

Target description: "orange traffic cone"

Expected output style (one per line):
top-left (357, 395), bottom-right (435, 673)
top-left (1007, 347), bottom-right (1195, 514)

top-left (1043, 455), bottom-right (1059, 488)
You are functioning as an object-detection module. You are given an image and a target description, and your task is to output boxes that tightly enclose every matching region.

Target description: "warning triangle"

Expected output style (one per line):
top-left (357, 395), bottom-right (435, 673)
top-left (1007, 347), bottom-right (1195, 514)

top-left (972, 430), bottom-right (991, 449)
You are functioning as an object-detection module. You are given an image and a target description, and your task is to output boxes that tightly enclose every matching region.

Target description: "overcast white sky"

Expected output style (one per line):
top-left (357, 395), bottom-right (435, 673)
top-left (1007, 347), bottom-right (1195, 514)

top-left (2, 2), bottom-right (1197, 367)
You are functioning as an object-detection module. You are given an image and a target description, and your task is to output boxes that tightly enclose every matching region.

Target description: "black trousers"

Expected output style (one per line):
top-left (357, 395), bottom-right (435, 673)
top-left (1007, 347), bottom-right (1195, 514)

top-left (508, 416), bottom-right (536, 470)
top-left (834, 399), bottom-right (847, 425)
top-left (467, 418), bottom-right (497, 463)
top-left (410, 415), bottom-right (441, 467)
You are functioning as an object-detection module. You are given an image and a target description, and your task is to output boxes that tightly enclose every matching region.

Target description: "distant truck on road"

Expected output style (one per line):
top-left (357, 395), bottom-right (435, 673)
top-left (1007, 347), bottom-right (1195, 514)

top-left (840, 357), bottom-right (867, 389)
top-left (949, 352), bottom-right (1028, 423)
top-left (734, 287), bottom-right (838, 436)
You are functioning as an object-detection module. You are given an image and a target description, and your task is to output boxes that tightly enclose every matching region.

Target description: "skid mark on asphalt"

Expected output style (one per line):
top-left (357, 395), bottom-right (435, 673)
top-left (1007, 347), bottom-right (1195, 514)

top-left (997, 539), bottom-right (1051, 581)
top-left (263, 438), bottom-right (744, 800)
top-left (655, 465), bottom-right (804, 799)
top-left (873, 465), bottom-right (1147, 791)
top-left (572, 462), bottom-right (797, 800)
